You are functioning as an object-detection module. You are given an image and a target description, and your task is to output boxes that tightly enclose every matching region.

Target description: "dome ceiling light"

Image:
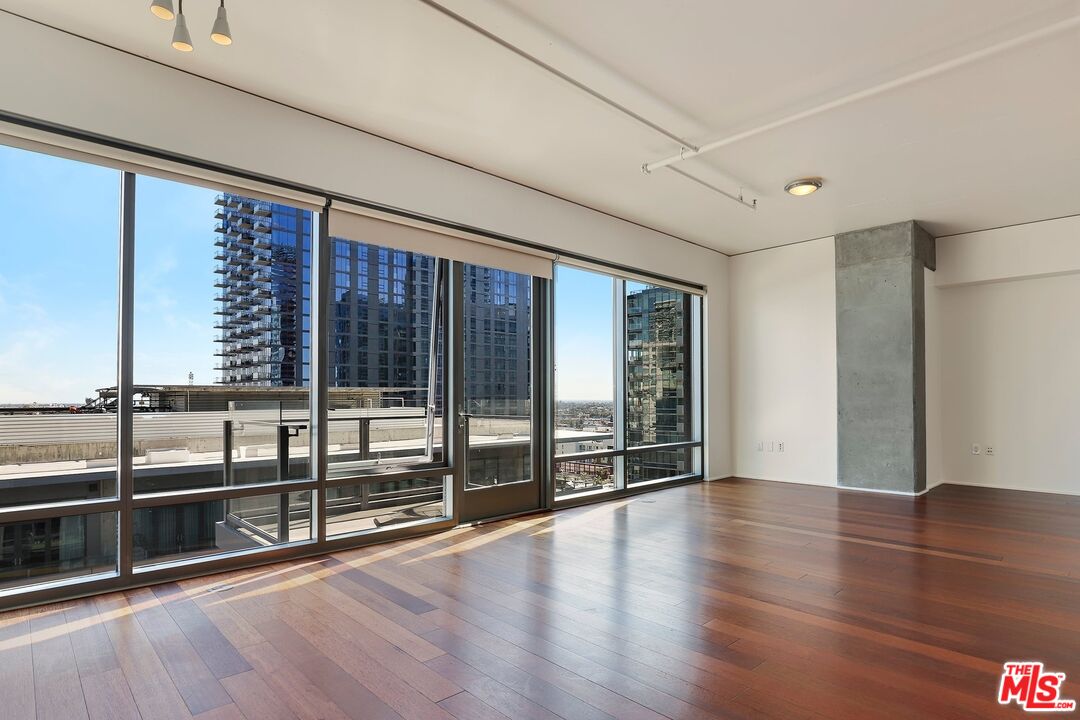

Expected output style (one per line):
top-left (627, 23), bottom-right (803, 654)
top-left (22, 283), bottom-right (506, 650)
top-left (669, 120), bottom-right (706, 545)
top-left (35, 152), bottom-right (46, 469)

top-left (784, 178), bottom-right (823, 196)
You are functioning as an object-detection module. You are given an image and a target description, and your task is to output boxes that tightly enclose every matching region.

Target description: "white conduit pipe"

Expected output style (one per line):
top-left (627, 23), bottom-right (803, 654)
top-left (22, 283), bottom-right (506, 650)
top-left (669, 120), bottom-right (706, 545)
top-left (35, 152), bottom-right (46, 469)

top-left (643, 14), bottom-right (1080, 174)
top-left (416, 0), bottom-right (760, 209)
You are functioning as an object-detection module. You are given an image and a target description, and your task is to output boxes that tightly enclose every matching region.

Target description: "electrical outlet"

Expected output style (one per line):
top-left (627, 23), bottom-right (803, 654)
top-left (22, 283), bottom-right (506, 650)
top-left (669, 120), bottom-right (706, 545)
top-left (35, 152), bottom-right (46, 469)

top-left (778, 441), bottom-right (785, 453)
top-left (971, 444), bottom-right (981, 455)
top-left (985, 446), bottom-right (994, 456)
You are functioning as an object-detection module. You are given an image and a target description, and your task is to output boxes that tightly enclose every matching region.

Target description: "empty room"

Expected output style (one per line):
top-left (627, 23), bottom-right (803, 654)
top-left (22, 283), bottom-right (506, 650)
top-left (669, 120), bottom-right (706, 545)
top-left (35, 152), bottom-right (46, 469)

top-left (0, 1), bottom-right (1078, 718)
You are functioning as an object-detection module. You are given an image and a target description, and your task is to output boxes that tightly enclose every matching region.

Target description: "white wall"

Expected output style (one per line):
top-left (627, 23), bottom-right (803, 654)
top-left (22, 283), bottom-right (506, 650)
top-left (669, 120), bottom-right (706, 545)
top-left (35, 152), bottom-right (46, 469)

top-left (934, 216), bottom-right (1080, 495)
top-left (729, 238), bottom-right (837, 485)
top-left (728, 220), bottom-right (1080, 496)
top-left (0, 13), bottom-right (732, 477)
top-left (935, 217), bottom-right (1080, 287)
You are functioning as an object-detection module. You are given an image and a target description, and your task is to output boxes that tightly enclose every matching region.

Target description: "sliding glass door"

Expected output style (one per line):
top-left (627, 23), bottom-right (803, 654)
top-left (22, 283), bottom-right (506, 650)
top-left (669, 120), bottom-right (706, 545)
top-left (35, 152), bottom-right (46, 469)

top-left (320, 235), bottom-right (450, 537)
top-left (458, 263), bottom-right (544, 522)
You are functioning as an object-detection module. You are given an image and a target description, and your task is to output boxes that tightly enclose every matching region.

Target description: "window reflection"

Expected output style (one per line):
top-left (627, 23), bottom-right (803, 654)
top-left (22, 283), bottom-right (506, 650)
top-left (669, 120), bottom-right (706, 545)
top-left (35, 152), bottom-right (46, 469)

top-left (463, 264), bottom-right (532, 489)
top-left (326, 238), bottom-right (445, 479)
top-left (133, 492), bottom-right (310, 567)
top-left (0, 512), bottom-right (117, 591)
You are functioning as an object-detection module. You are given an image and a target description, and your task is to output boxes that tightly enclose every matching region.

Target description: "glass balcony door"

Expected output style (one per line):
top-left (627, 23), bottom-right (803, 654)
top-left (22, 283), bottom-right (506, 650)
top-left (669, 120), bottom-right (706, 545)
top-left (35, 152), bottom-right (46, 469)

top-left (457, 263), bottom-right (543, 522)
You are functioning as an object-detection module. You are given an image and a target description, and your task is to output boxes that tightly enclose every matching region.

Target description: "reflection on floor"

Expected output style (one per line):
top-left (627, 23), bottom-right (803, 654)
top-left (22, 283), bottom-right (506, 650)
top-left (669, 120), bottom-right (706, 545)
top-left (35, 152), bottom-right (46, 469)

top-left (2, 478), bottom-right (1079, 719)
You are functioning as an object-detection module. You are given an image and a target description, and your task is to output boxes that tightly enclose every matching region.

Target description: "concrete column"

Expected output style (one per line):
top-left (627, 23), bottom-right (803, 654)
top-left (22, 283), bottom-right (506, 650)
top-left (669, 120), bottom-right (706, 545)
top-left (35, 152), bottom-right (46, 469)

top-left (836, 221), bottom-right (935, 493)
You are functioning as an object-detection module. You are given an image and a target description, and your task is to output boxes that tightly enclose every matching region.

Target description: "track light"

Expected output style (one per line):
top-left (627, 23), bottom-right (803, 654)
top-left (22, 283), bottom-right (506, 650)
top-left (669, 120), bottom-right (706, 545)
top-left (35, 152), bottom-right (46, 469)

top-left (172, 1), bottom-right (193, 52)
top-left (150, 0), bottom-right (175, 21)
top-left (153, 0), bottom-right (236, 53)
top-left (210, 1), bottom-right (232, 45)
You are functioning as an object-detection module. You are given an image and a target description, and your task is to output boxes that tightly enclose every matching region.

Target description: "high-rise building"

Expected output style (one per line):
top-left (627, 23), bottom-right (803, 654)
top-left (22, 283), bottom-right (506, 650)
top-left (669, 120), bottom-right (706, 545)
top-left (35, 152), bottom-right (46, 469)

top-left (328, 240), bottom-right (434, 397)
top-left (462, 264), bottom-right (531, 416)
top-left (626, 286), bottom-right (691, 480)
top-left (213, 194), bottom-right (530, 414)
top-left (213, 194), bottom-right (311, 386)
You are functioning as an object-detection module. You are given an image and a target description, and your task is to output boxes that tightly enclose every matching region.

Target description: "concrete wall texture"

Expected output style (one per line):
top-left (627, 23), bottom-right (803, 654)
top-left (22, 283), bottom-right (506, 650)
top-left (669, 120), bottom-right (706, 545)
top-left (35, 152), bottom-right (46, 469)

top-left (835, 221), bottom-right (935, 493)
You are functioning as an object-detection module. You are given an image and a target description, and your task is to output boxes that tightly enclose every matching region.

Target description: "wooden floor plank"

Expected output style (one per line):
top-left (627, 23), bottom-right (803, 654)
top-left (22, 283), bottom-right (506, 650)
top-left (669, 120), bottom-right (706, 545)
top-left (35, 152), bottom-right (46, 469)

top-left (238, 641), bottom-right (352, 720)
top-left (125, 586), bottom-right (234, 716)
top-left (94, 592), bottom-right (193, 720)
top-left (245, 615), bottom-right (403, 720)
top-left (0, 608), bottom-right (37, 720)
top-left (152, 583), bottom-right (253, 680)
top-left (29, 604), bottom-right (90, 720)
top-left (220, 669), bottom-right (298, 720)
top-left (438, 690), bottom-right (512, 720)
top-left (2, 480), bottom-right (1080, 719)
top-left (79, 668), bottom-right (142, 720)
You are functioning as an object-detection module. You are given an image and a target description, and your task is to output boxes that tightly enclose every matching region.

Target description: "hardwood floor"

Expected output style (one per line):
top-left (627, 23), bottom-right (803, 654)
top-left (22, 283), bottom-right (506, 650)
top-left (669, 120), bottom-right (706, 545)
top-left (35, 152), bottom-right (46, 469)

top-left (3, 478), bottom-right (1079, 719)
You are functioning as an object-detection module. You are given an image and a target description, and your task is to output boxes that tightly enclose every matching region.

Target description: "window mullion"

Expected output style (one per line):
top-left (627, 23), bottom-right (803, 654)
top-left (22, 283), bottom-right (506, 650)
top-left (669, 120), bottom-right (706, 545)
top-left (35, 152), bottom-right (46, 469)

top-left (312, 206), bottom-right (331, 545)
top-left (117, 171), bottom-right (136, 582)
top-left (613, 278), bottom-right (627, 491)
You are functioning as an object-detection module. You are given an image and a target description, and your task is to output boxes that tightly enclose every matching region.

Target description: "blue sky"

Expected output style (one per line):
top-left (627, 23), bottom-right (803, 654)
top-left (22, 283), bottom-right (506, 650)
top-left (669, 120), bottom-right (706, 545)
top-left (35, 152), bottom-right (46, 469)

top-left (554, 265), bottom-right (614, 402)
top-left (0, 146), bottom-right (122, 404)
top-left (1, 144), bottom-right (610, 403)
top-left (0, 146), bottom-right (226, 403)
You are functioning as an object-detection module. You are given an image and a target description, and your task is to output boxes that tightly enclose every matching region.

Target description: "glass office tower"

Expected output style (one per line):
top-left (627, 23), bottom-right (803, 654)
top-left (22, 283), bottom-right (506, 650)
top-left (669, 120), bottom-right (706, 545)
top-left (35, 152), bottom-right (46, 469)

top-left (213, 194), bottom-right (311, 386)
top-left (213, 194), bottom-right (530, 411)
top-left (626, 285), bottom-right (692, 481)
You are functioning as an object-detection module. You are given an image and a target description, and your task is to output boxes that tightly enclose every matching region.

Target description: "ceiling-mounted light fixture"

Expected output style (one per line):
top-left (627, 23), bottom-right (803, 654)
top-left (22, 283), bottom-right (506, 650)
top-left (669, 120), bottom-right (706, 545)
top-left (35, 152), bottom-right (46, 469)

top-left (152, 0), bottom-right (235, 53)
top-left (210, 0), bottom-right (232, 45)
top-left (171, 0), bottom-right (193, 52)
top-left (150, 0), bottom-right (175, 20)
top-left (784, 178), bottom-right (823, 196)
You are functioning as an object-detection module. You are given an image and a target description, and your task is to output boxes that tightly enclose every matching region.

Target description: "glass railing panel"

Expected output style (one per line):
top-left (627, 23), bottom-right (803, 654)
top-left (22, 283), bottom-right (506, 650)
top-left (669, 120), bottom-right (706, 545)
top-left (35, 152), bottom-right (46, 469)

top-left (326, 477), bottom-right (447, 537)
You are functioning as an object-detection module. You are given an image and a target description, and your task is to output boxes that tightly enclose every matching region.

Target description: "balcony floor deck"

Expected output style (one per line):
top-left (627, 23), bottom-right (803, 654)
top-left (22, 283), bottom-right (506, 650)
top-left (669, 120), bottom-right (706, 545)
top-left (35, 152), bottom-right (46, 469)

top-left (3, 478), bottom-right (1079, 719)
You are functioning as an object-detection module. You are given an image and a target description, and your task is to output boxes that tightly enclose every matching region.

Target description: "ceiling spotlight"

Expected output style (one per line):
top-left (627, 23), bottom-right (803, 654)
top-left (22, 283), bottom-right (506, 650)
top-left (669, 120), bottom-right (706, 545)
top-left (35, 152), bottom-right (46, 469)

top-left (150, 0), bottom-right (175, 20)
top-left (210, 1), bottom-right (232, 45)
top-left (784, 178), bottom-right (823, 196)
top-left (171, 1), bottom-right (193, 52)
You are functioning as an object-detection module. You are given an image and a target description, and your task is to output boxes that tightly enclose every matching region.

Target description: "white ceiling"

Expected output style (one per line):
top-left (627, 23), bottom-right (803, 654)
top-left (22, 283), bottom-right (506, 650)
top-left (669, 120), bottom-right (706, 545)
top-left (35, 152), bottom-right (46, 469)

top-left (5, 0), bottom-right (1080, 254)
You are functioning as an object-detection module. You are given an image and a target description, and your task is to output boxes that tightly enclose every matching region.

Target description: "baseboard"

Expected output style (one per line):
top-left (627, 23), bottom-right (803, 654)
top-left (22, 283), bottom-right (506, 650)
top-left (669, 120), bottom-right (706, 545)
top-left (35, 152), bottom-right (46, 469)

top-left (719, 474), bottom-right (936, 497)
top-left (937, 479), bottom-right (1080, 497)
top-left (721, 473), bottom-right (836, 488)
top-left (838, 484), bottom-right (932, 497)
top-left (715, 474), bottom-right (1078, 498)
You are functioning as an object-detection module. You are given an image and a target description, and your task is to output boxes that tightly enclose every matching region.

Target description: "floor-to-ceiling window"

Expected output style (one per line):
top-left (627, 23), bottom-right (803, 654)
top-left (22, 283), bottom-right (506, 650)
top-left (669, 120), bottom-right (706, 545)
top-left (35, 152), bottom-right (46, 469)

top-left (553, 265), bottom-right (617, 498)
top-left (625, 281), bottom-right (697, 485)
top-left (0, 144), bottom-right (121, 592)
top-left (553, 263), bottom-right (703, 499)
top-left (323, 234), bottom-right (449, 537)
top-left (0, 137), bottom-right (703, 607)
top-left (130, 176), bottom-right (315, 567)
